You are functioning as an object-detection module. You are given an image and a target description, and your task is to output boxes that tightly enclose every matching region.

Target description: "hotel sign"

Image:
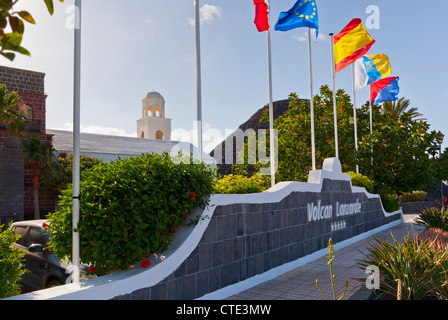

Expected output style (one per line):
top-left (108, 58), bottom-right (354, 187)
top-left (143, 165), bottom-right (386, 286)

top-left (307, 198), bottom-right (362, 223)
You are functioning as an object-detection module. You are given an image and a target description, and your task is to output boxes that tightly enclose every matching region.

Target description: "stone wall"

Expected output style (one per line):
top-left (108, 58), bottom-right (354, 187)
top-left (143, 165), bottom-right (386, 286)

top-left (114, 179), bottom-right (401, 300)
top-left (9, 159), bottom-right (403, 300)
top-left (0, 139), bottom-right (27, 224)
top-left (0, 66), bottom-right (54, 215)
top-left (0, 66), bottom-right (49, 141)
top-left (399, 200), bottom-right (438, 215)
top-left (0, 66), bottom-right (45, 95)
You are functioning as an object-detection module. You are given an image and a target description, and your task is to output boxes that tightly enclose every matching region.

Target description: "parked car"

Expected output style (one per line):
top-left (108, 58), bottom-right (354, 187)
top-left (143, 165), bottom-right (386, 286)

top-left (11, 219), bottom-right (83, 293)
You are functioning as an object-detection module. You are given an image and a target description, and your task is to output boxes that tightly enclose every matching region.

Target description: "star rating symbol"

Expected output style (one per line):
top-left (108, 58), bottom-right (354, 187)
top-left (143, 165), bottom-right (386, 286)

top-left (331, 220), bottom-right (346, 232)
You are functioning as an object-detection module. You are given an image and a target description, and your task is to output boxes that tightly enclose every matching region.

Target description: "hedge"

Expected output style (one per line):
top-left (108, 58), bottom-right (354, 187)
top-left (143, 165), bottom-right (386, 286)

top-left (213, 173), bottom-right (270, 194)
top-left (47, 152), bottom-right (215, 275)
top-left (0, 224), bottom-right (27, 299)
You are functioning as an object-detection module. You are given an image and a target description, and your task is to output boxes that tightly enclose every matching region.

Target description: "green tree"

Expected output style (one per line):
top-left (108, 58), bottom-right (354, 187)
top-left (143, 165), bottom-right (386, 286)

top-left (0, 223), bottom-right (27, 299)
top-left (259, 85), bottom-right (369, 182)
top-left (22, 136), bottom-right (55, 219)
top-left (358, 112), bottom-right (441, 196)
top-left (242, 85), bottom-right (443, 198)
top-left (0, 0), bottom-right (64, 61)
top-left (0, 83), bottom-right (27, 139)
top-left (41, 152), bottom-right (102, 195)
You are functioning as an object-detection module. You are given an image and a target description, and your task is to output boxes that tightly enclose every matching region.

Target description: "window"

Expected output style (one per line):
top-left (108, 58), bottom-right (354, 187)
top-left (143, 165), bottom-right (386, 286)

top-left (24, 105), bottom-right (33, 120)
top-left (26, 227), bottom-right (47, 246)
top-left (155, 106), bottom-right (162, 118)
top-left (13, 226), bottom-right (28, 246)
top-left (147, 106), bottom-right (153, 117)
top-left (156, 130), bottom-right (164, 140)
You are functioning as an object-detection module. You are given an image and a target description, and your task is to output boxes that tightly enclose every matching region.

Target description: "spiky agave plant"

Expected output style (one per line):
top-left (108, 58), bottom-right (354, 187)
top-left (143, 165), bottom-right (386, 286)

top-left (358, 234), bottom-right (448, 300)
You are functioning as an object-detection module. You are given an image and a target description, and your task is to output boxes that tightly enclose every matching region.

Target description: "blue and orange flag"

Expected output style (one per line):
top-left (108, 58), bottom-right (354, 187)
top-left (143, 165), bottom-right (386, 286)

top-left (253, 0), bottom-right (269, 32)
top-left (275, 0), bottom-right (319, 37)
top-left (333, 18), bottom-right (375, 73)
top-left (370, 76), bottom-right (400, 105)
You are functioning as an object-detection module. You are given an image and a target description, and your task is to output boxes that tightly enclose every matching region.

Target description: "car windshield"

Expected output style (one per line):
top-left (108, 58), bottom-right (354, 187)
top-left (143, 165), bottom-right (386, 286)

top-left (13, 225), bottom-right (50, 247)
top-left (13, 226), bottom-right (28, 246)
top-left (27, 227), bottom-right (47, 246)
top-left (13, 224), bottom-right (63, 260)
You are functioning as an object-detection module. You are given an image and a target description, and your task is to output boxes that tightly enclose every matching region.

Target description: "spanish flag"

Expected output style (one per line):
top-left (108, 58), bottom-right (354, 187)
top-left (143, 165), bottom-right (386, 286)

top-left (333, 18), bottom-right (375, 73)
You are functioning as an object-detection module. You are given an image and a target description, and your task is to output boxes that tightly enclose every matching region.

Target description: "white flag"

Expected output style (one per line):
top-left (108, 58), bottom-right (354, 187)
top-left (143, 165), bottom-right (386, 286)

top-left (354, 58), bottom-right (368, 91)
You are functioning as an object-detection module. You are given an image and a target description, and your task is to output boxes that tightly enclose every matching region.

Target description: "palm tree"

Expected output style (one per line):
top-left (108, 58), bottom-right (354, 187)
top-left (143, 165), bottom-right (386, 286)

top-left (381, 97), bottom-right (425, 121)
top-left (22, 136), bottom-right (55, 219)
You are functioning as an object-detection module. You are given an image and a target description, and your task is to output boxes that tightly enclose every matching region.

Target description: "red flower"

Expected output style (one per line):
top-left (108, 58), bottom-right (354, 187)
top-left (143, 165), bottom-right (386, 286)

top-left (190, 191), bottom-right (196, 199)
top-left (89, 267), bottom-right (96, 273)
top-left (42, 222), bottom-right (48, 228)
top-left (140, 259), bottom-right (151, 268)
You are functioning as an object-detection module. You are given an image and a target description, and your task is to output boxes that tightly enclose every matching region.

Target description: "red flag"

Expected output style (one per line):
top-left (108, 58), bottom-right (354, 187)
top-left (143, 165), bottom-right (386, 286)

top-left (253, 0), bottom-right (269, 32)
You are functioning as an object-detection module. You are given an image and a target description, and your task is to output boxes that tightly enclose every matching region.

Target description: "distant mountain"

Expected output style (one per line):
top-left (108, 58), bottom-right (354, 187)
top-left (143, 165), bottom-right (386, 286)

top-left (210, 98), bottom-right (308, 176)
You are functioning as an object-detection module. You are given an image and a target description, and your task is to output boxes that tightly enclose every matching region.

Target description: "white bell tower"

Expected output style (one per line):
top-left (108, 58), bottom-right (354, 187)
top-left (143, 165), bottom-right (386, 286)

top-left (137, 91), bottom-right (172, 141)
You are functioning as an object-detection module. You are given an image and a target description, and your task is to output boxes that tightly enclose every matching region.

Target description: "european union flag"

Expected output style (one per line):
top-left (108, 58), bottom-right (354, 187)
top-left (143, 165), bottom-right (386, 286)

top-left (275, 0), bottom-right (319, 36)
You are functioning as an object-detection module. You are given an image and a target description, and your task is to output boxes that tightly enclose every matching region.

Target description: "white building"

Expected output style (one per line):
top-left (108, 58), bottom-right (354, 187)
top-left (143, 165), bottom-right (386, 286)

top-left (137, 91), bottom-right (172, 141)
top-left (48, 91), bottom-right (214, 166)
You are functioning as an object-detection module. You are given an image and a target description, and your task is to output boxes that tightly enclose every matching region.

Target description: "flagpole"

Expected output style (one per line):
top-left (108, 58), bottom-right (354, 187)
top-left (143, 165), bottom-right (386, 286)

top-left (329, 33), bottom-right (339, 159)
top-left (351, 64), bottom-right (359, 173)
top-left (72, 0), bottom-right (82, 284)
top-left (267, 0), bottom-right (275, 187)
top-left (308, 28), bottom-right (316, 170)
top-left (194, 0), bottom-right (203, 162)
top-left (370, 91), bottom-right (373, 166)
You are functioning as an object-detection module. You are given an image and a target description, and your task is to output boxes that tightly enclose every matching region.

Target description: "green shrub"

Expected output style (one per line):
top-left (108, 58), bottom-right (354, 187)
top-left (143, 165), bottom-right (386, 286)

top-left (380, 194), bottom-right (399, 213)
top-left (358, 235), bottom-right (448, 300)
top-left (47, 152), bottom-right (215, 275)
top-left (416, 207), bottom-right (448, 231)
top-left (213, 173), bottom-right (270, 194)
top-left (346, 171), bottom-right (375, 194)
top-left (399, 191), bottom-right (427, 202)
top-left (0, 223), bottom-right (27, 299)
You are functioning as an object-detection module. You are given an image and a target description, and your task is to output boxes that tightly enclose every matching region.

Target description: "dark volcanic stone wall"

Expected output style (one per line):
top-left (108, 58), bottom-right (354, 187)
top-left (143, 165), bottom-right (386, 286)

top-left (113, 179), bottom-right (401, 300)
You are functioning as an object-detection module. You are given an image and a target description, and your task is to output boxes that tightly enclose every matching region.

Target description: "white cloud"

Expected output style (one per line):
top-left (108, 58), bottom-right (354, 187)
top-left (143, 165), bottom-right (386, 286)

top-left (292, 30), bottom-right (327, 43)
top-left (317, 33), bottom-right (328, 42)
top-left (292, 32), bottom-right (307, 43)
top-left (187, 4), bottom-right (223, 26)
top-left (50, 122), bottom-right (136, 137)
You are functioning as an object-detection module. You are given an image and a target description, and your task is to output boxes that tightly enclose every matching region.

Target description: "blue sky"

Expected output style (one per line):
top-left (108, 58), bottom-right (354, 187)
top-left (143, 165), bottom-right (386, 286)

top-left (3, 0), bottom-right (448, 151)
